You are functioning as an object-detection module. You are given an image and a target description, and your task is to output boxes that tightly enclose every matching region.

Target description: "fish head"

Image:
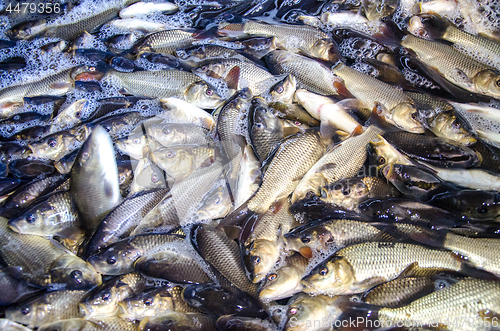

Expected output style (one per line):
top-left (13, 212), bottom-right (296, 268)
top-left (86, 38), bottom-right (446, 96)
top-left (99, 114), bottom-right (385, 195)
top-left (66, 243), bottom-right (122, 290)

top-left (116, 135), bottom-right (149, 159)
top-left (244, 239), bottom-right (280, 283)
top-left (301, 258), bottom-right (354, 295)
top-left (87, 240), bottom-right (140, 275)
top-left (80, 285), bottom-right (121, 319)
top-left (49, 254), bottom-right (102, 290)
top-left (118, 289), bottom-right (174, 319)
top-left (309, 39), bottom-right (339, 62)
top-left (184, 82), bottom-right (223, 109)
top-left (284, 225), bottom-right (333, 259)
top-left (285, 293), bottom-right (326, 331)
top-left (28, 134), bottom-right (65, 160)
top-left (192, 184), bottom-right (232, 221)
top-left (473, 69), bottom-right (500, 99)
top-left (8, 207), bottom-right (47, 235)
top-left (0, 101), bottom-right (24, 119)
top-left (369, 136), bottom-right (404, 171)
top-left (7, 19), bottom-right (47, 40)
top-left (270, 75), bottom-right (297, 103)
top-left (259, 266), bottom-right (303, 300)
top-left (429, 112), bottom-right (476, 146)
top-left (459, 191), bottom-right (500, 220)
top-left (391, 103), bottom-right (425, 133)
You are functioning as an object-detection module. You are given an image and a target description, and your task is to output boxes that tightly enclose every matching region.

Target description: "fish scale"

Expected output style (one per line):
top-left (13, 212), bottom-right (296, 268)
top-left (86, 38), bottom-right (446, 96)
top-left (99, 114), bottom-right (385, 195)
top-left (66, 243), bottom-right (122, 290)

top-left (340, 242), bottom-right (462, 283)
top-left (379, 279), bottom-right (500, 329)
top-left (247, 128), bottom-right (327, 213)
top-left (133, 29), bottom-right (195, 54)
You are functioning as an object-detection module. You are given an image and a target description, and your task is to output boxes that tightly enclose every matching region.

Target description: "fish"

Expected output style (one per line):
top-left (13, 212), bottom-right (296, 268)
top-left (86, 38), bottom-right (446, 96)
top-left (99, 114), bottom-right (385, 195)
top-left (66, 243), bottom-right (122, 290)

top-left (244, 199), bottom-right (297, 283)
top-left (70, 125), bottom-right (121, 234)
top-left (48, 99), bottom-right (88, 133)
top-left (383, 163), bottom-right (458, 200)
top-left (259, 252), bottom-right (308, 301)
top-left (265, 50), bottom-right (347, 97)
top-left (342, 278), bottom-right (500, 330)
top-left (111, 19), bottom-right (168, 33)
top-left (128, 158), bottom-right (167, 196)
top-left (6, 290), bottom-right (87, 327)
top-left (87, 233), bottom-right (184, 275)
top-left (422, 162), bottom-right (500, 191)
top-left (249, 96), bottom-right (285, 163)
top-left (85, 188), bottom-right (169, 258)
top-left (146, 123), bottom-right (212, 148)
top-left (332, 62), bottom-right (424, 133)
top-left (284, 218), bottom-right (389, 260)
top-left (269, 74), bottom-right (296, 103)
top-left (285, 293), bottom-right (343, 331)
top-left (292, 125), bottom-right (382, 203)
top-left (134, 248), bottom-right (212, 284)
top-left (194, 59), bottom-right (278, 94)
top-left (218, 20), bottom-right (338, 62)
top-left (190, 178), bottom-right (233, 222)
top-left (369, 134), bottom-right (415, 171)
top-left (0, 216), bottom-right (101, 290)
top-left (216, 315), bottom-right (275, 331)
top-left (119, 2), bottom-right (178, 18)
top-left (130, 29), bottom-right (196, 56)
top-left (139, 312), bottom-right (216, 331)
top-left (0, 67), bottom-right (79, 119)
top-left (116, 134), bottom-right (154, 160)
top-left (295, 89), bottom-right (363, 137)
top-left (8, 191), bottom-right (80, 240)
top-left (0, 270), bottom-right (43, 306)
top-left (8, 158), bottom-right (56, 180)
top-left (151, 145), bottom-right (215, 183)
top-left (182, 283), bottom-right (267, 318)
top-left (119, 286), bottom-right (199, 320)
top-left (107, 69), bottom-right (223, 109)
top-left (234, 145), bottom-right (261, 209)
top-left (93, 111), bottom-right (145, 140)
top-left (0, 173), bottom-right (67, 218)
top-left (382, 130), bottom-right (480, 168)
top-left (79, 272), bottom-right (149, 319)
top-left (175, 44), bottom-right (252, 67)
top-left (159, 98), bottom-right (215, 129)
top-left (319, 176), bottom-right (401, 212)
top-left (28, 124), bottom-right (92, 161)
top-left (192, 223), bottom-right (260, 299)
top-left (450, 101), bottom-right (500, 149)
top-left (301, 241), bottom-right (464, 295)
top-left (401, 34), bottom-right (500, 99)
top-left (37, 317), bottom-right (139, 331)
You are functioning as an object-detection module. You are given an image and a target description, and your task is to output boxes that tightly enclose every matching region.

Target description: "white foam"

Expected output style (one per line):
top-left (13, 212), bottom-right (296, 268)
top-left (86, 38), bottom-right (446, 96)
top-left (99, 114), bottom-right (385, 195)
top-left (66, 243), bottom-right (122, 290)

top-left (338, 37), bottom-right (384, 60)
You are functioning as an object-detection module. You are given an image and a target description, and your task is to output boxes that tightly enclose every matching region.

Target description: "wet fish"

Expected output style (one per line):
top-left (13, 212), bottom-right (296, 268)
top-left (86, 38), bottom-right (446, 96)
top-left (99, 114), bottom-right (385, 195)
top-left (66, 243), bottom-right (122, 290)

top-left (265, 50), bottom-right (346, 97)
top-left (119, 286), bottom-right (199, 320)
top-left (176, 44), bottom-right (251, 67)
top-left (259, 252), bottom-right (308, 301)
top-left (0, 270), bottom-right (42, 305)
top-left (292, 125), bottom-right (382, 203)
top-left (48, 99), bottom-right (88, 133)
top-left (119, 2), bottom-right (178, 18)
top-left (8, 191), bottom-right (80, 239)
top-left (108, 69), bottom-right (223, 109)
top-left (6, 290), bottom-right (87, 327)
top-left (70, 125), bottom-right (121, 234)
top-left (159, 98), bottom-right (215, 128)
top-left (139, 312), bottom-right (216, 331)
top-left (285, 293), bottom-right (343, 331)
top-left (0, 217), bottom-right (101, 289)
top-left (301, 242), bottom-right (464, 295)
top-left (269, 74), bottom-right (296, 103)
top-left (79, 272), bottom-right (149, 319)
top-left (234, 145), bottom-right (261, 209)
top-left (129, 158), bottom-right (167, 195)
top-left (430, 189), bottom-right (500, 221)
top-left (401, 34), bottom-right (500, 99)
top-left (146, 122), bottom-right (212, 148)
top-left (131, 29), bottom-right (196, 56)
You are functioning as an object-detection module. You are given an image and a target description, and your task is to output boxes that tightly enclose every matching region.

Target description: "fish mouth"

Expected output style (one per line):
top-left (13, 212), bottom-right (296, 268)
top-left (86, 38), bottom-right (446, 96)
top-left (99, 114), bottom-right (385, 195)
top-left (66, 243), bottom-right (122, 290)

top-left (7, 221), bottom-right (22, 233)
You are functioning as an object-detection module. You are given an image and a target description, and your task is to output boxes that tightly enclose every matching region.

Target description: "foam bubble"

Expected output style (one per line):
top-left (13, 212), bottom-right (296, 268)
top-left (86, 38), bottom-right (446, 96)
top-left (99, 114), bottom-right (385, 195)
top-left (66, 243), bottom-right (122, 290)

top-left (338, 37), bottom-right (384, 60)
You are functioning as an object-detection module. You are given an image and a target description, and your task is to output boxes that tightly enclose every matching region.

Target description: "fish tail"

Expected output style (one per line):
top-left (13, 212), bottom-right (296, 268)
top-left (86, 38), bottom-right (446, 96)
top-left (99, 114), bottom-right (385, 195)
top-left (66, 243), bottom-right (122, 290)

top-left (216, 201), bottom-right (254, 230)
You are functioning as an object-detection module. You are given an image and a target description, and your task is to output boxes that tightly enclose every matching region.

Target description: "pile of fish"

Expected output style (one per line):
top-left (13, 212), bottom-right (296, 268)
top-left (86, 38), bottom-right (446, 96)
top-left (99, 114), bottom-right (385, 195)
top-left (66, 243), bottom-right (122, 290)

top-left (1, 0), bottom-right (500, 330)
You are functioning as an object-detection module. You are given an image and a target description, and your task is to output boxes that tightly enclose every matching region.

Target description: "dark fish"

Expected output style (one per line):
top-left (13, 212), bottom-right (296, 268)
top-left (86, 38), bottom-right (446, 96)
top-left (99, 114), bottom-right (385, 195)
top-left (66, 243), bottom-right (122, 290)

top-left (430, 189), bottom-right (500, 221)
top-left (140, 52), bottom-right (192, 71)
top-left (140, 312), bottom-right (217, 331)
top-left (85, 188), bottom-right (169, 258)
top-left (0, 57), bottom-right (26, 72)
top-left (94, 111), bottom-right (144, 140)
top-left (0, 178), bottom-right (23, 197)
top-left (88, 96), bottom-right (143, 122)
top-left (8, 158), bottom-right (55, 179)
top-left (0, 269), bottom-right (42, 305)
top-left (182, 283), bottom-right (268, 318)
top-left (383, 131), bottom-right (479, 168)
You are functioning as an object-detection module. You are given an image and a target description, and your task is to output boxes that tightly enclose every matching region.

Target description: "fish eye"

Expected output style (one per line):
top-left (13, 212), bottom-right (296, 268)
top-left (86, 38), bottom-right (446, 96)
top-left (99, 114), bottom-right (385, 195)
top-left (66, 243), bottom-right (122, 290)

top-left (496, 79), bottom-right (500, 88)
top-left (71, 270), bottom-right (82, 278)
top-left (342, 187), bottom-right (351, 195)
top-left (201, 65), bottom-right (208, 71)
top-left (107, 257), bottom-right (116, 264)
top-left (102, 292), bottom-right (111, 301)
top-left (214, 197), bottom-right (221, 205)
top-left (89, 66), bottom-right (96, 72)
top-left (268, 273), bottom-right (277, 281)
top-left (411, 112), bottom-right (418, 120)
top-left (151, 174), bottom-right (159, 183)
top-left (48, 138), bottom-right (57, 148)
top-left (377, 156), bottom-right (386, 165)
top-left (478, 207), bottom-right (488, 214)
top-left (206, 88), bottom-right (213, 96)
top-left (289, 307), bottom-right (298, 315)
top-left (275, 86), bottom-right (284, 94)
top-left (163, 128), bottom-right (171, 134)
top-left (75, 111), bottom-right (82, 118)
top-left (319, 267), bottom-right (328, 276)
top-left (452, 121), bottom-right (460, 129)
top-left (133, 138), bottom-right (141, 144)
top-left (166, 151), bottom-right (175, 158)
top-left (300, 234), bottom-right (310, 243)
top-left (26, 214), bottom-right (36, 223)
top-left (252, 256), bottom-right (260, 265)
top-left (144, 297), bottom-right (153, 306)
top-left (21, 307), bottom-right (30, 315)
